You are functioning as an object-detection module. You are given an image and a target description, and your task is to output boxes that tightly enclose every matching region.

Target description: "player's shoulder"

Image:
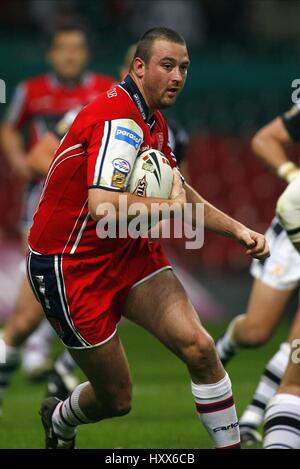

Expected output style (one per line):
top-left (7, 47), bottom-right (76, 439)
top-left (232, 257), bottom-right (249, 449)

top-left (78, 85), bottom-right (143, 125)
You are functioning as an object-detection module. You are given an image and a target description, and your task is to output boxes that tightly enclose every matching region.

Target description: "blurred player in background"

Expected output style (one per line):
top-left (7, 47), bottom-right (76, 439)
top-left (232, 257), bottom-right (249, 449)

top-left (28, 27), bottom-right (269, 449)
top-left (263, 170), bottom-right (300, 449)
top-left (216, 103), bottom-right (300, 444)
top-left (0, 24), bottom-right (114, 410)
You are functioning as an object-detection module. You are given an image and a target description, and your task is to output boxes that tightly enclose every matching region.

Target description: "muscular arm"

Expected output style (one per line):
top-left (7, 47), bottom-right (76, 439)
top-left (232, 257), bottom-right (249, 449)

top-left (89, 188), bottom-right (178, 224)
top-left (185, 183), bottom-right (269, 259)
top-left (0, 122), bottom-right (31, 179)
top-left (251, 117), bottom-right (298, 181)
top-left (89, 173), bottom-right (269, 259)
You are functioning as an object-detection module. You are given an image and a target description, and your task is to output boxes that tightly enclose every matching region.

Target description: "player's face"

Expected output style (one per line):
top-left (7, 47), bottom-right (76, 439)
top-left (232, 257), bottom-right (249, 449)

top-left (47, 31), bottom-right (90, 80)
top-left (143, 39), bottom-right (189, 110)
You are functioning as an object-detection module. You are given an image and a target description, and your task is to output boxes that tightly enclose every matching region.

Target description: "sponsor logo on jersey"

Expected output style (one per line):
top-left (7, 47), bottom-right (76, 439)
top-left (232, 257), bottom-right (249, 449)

top-left (111, 169), bottom-right (126, 189)
top-left (112, 158), bottom-right (131, 174)
top-left (107, 88), bottom-right (117, 98)
top-left (115, 126), bottom-right (142, 149)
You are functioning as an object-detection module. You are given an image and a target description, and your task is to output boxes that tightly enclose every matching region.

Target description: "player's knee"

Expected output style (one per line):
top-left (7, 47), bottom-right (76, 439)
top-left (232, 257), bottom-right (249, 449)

top-left (99, 381), bottom-right (132, 417)
top-left (241, 321), bottom-right (271, 346)
top-left (104, 391), bottom-right (132, 417)
top-left (180, 331), bottom-right (216, 370)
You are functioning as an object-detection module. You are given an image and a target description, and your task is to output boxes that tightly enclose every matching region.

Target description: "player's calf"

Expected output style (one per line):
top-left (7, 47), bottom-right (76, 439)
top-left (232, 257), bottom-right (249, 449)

top-left (177, 328), bottom-right (241, 448)
top-left (46, 380), bottom-right (132, 447)
top-left (192, 372), bottom-right (240, 449)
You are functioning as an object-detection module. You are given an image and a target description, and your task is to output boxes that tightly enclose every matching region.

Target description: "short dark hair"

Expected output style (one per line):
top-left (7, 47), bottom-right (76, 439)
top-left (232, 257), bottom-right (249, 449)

top-left (133, 27), bottom-right (186, 66)
top-left (47, 23), bottom-right (89, 49)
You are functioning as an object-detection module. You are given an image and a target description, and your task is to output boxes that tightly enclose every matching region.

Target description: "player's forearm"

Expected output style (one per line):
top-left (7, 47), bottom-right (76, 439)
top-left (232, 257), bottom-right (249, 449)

top-left (185, 183), bottom-right (245, 239)
top-left (89, 189), bottom-right (179, 223)
top-left (252, 134), bottom-right (290, 173)
top-left (251, 119), bottom-right (298, 182)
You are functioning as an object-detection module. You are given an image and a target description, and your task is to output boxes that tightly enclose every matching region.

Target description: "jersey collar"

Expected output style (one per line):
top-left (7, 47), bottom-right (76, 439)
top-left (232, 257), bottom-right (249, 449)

top-left (119, 74), bottom-right (155, 126)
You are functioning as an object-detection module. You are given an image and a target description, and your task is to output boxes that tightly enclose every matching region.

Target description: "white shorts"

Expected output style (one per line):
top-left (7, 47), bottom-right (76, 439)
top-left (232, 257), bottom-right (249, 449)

top-left (250, 217), bottom-right (300, 291)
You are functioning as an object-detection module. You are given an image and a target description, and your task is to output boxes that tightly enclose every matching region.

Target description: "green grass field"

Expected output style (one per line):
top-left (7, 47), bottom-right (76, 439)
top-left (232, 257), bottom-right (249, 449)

top-left (0, 321), bottom-right (290, 449)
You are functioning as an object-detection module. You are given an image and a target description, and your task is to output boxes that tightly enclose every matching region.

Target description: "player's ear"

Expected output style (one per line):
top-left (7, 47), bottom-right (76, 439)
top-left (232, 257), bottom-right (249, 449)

top-left (132, 57), bottom-right (145, 79)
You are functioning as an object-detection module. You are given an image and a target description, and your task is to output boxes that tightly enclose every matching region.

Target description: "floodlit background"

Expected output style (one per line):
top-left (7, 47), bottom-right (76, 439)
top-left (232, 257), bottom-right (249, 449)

top-left (0, 0), bottom-right (299, 448)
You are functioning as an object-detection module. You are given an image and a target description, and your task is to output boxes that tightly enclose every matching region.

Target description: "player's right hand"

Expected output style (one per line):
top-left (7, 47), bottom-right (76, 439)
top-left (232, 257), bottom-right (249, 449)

top-left (236, 227), bottom-right (270, 260)
top-left (170, 168), bottom-right (186, 206)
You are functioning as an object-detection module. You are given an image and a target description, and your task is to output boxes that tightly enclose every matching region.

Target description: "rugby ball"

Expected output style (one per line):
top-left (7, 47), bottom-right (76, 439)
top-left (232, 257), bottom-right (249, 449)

top-left (127, 149), bottom-right (173, 198)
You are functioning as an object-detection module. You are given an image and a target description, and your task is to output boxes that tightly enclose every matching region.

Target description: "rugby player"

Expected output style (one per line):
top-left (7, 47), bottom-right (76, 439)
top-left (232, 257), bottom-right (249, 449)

top-left (27, 27), bottom-right (268, 449)
top-left (216, 103), bottom-right (300, 444)
top-left (0, 24), bottom-right (114, 406)
top-left (263, 170), bottom-right (300, 449)
top-left (0, 43), bottom-right (192, 404)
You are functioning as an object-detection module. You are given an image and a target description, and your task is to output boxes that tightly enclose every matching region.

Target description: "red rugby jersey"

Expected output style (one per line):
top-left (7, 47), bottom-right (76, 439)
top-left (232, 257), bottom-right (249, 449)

top-left (5, 72), bottom-right (115, 148)
top-left (28, 75), bottom-right (177, 257)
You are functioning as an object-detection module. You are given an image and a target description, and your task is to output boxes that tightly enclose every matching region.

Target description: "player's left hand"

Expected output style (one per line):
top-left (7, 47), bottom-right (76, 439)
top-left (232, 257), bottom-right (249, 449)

top-left (236, 227), bottom-right (270, 260)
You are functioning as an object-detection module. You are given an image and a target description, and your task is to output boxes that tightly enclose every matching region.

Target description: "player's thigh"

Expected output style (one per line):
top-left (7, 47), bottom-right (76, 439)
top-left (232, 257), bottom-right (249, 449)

top-left (68, 333), bottom-right (132, 398)
top-left (244, 279), bottom-right (293, 333)
top-left (4, 276), bottom-right (44, 345)
top-left (124, 269), bottom-right (211, 359)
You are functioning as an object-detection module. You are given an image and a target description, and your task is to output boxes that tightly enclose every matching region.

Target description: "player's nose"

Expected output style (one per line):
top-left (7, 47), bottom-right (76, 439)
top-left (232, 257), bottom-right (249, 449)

top-left (171, 67), bottom-right (184, 84)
